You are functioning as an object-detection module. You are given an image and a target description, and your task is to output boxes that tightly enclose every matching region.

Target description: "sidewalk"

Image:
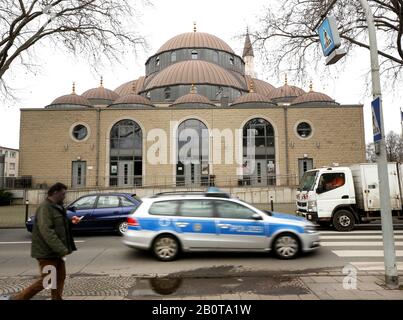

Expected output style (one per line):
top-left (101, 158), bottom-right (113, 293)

top-left (1, 270), bottom-right (402, 300)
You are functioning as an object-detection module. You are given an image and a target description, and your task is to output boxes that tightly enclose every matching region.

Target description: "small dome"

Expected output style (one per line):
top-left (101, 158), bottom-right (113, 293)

top-left (114, 77), bottom-right (146, 96)
top-left (46, 84), bottom-right (92, 109)
top-left (114, 80), bottom-right (137, 96)
top-left (82, 79), bottom-right (120, 105)
top-left (231, 92), bottom-right (275, 106)
top-left (172, 88), bottom-right (215, 107)
top-left (267, 84), bottom-right (305, 102)
top-left (156, 32), bottom-right (235, 55)
top-left (251, 78), bottom-right (275, 96)
top-left (143, 60), bottom-right (244, 92)
top-left (292, 91), bottom-right (337, 106)
top-left (109, 93), bottom-right (154, 108)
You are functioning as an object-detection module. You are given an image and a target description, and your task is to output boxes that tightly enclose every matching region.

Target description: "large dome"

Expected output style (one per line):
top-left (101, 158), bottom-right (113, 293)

top-left (156, 32), bottom-right (235, 55)
top-left (143, 60), bottom-right (245, 91)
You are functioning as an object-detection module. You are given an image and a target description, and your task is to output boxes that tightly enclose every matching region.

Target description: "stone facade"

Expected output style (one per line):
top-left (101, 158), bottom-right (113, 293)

top-left (19, 104), bottom-right (365, 189)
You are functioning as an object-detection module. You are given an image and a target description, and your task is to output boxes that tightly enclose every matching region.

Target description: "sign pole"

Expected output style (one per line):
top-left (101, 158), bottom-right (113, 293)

top-left (358, 0), bottom-right (399, 288)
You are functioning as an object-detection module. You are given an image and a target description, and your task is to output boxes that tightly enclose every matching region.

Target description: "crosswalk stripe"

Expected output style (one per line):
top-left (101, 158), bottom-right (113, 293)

top-left (322, 241), bottom-right (403, 246)
top-left (321, 235), bottom-right (403, 240)
top-left (320, 230), bottom-right (403, 235)
top-left (351, 262), bottom-right (403, 271)
top-left (333, 250), bottom-right (403, 257)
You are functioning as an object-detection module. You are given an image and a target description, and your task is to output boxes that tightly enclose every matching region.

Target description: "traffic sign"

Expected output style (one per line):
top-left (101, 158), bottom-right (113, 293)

top-left (318, 16), bottom-right (341, 57)
top-left (372, 97), bottom-right (382, 142)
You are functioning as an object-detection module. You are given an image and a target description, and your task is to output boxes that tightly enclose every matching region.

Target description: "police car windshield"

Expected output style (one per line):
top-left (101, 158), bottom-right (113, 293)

top-left (298, 170), bottom-right (318, 191)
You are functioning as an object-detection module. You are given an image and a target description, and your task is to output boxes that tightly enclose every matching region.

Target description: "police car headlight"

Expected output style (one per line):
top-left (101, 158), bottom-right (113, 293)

top-left (305, 225), bottom-right (317, 234)
top-left (307, 200), bottom-right (317, 212)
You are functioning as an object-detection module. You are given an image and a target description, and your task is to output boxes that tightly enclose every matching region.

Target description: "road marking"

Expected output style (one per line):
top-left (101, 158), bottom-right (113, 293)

top-left (333, 250), bottom-right (403, 257)
top-left (321, 235), bottom-right (403, 240)
top-left (351, 262), bottom-right (403, 271)
top-left (0, 241), bottom-right (85, 245)
top-left (320, 230), bottom-right (403, 235)
top-left (322, 241), bottom-right (403, 246)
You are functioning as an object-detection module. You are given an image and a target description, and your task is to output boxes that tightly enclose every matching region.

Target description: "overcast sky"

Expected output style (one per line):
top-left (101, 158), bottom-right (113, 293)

top-left (1, 0), bottom-right (402, 149)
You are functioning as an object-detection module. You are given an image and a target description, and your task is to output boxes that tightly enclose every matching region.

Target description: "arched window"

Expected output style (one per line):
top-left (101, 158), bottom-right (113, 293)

top-left (212, 51), bottom-right (219, 63)
top-left (164, 87), bottom-right (171, 100)
top-left (110, 119), bottom-right (142, 187)
top-left (171, 51), bottom-right (177, 62)
top-left (176, 119), bottom-right (209, 187)
top-left (155, 56), bottom-right (160, 66)
top-left (191, 50), bottom-right (198, 60)
top-left (242, 118), bottom-right (275, 186)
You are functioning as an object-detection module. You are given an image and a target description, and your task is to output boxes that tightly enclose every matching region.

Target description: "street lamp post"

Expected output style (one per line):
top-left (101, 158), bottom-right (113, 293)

top-left (316, 0), bottom-right (399, 288)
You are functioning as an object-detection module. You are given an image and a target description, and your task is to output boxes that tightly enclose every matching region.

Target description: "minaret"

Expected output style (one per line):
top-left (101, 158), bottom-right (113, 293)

top-left (243, 27), bottom-right (256, 78)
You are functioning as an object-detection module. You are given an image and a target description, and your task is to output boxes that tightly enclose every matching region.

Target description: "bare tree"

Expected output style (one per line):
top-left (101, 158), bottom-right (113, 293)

top-left (253, 0), bottom-right (403, 86)
top-left (0, 0), bottom-right (149, 97)
top-left (367, 130), bottom-right (403, 162)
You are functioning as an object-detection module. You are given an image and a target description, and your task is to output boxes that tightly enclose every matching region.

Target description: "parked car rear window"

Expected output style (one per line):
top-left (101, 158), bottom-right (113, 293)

top-left (97, 196), bottom-right (120, 208)
top-left (215, 200), bottom-right (256, 220)
top-left (149, 201), bottom-right (180, 216)
top-left (179, 200), bottom-right (214, 218)
top-left (120, 196), bottom-right (135, 207)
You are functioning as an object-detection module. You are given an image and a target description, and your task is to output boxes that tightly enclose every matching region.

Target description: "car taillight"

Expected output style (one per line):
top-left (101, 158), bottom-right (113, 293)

top-left (127, 217), bottom-right (139, 226)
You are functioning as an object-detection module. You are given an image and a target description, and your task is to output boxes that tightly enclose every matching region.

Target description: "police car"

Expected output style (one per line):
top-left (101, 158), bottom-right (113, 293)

top-left (123, 190), bottom-right (320, 261)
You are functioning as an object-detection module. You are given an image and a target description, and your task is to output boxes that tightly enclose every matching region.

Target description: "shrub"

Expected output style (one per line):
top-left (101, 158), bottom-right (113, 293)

top-left (0, 189), bottom-right (13, 206)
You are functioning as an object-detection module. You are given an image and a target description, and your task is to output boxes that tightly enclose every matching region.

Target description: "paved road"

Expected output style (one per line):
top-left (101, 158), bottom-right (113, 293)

top-left (1, 225), bottom-right (403, 278)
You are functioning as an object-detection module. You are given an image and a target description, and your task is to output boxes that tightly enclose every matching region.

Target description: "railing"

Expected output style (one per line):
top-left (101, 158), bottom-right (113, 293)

top-left (0, 174), bottom-right (300, 190)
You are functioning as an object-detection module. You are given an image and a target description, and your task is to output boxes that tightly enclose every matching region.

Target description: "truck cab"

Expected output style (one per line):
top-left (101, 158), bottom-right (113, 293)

top-left (296, 167), bottom-right (356, 231)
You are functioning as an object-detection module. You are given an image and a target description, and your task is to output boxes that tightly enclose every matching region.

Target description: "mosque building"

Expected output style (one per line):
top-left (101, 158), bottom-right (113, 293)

top-left (18, 26), bottom-right (366, 189)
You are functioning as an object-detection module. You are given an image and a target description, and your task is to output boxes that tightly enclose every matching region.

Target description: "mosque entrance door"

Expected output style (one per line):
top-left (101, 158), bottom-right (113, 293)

top-left (118, 161), bottom-right (134, 187)
top-left (184, 163), bottom-right (201, 187)
top-left (251, 160), bottom-right (268, 187)
top-left (72, 161), bottom-right (87, 189)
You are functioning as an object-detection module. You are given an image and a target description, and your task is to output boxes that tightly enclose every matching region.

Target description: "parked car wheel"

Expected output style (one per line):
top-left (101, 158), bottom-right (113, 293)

top-left (333, 210), bottom-right (355, 232)
top-left (152, 235), bottom-right (180, 261)
top-left (273, 233), bottom-right (300, 259)
top-left (117, 221), bottom-right (128, 236)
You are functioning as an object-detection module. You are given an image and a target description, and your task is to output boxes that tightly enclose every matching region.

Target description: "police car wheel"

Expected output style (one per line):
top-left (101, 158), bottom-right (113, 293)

top-left (333, 210), bottom-right (355, 232)
top-left (153, 235), bottom-right (179, 261)
top-left (273, 233), bottom-right (300, 259)
top-left (117, 221), bottom-right (128, 236)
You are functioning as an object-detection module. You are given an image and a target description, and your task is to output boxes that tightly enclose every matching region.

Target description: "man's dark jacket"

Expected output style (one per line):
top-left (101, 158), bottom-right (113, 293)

top-left (31, 199), bottom-right (77, 259)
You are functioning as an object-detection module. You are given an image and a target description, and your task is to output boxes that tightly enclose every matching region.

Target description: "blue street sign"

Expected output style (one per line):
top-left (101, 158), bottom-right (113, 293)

top-left (318, 16), bottom-right (341, 57)
top-left (372, 97), bottom-right (382, 143)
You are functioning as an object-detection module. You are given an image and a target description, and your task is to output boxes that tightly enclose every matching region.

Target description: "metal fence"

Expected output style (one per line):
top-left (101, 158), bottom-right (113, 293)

top-left (0, 174), bottom-right (300, 190)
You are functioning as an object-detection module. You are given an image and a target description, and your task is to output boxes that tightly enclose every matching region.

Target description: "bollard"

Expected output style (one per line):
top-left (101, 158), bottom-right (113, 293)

top-left (25, 199), bottom-right (29, 222)
top-left (270, 199), bottom-right (274, 212)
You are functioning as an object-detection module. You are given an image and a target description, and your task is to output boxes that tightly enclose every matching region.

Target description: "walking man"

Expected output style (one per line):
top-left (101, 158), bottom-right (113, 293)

top-left (13, 182), bottom-right (81, 300)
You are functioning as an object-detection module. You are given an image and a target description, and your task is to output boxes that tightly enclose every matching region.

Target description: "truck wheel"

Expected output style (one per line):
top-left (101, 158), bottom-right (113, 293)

top-left (333, 210), bottom-right (355, 232)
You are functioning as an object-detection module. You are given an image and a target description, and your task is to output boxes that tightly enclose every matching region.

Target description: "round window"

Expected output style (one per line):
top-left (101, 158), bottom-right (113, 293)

top-left (72, 124), bottom-right (88, 141)
top-left (296, 122), bottom-right (312, 138)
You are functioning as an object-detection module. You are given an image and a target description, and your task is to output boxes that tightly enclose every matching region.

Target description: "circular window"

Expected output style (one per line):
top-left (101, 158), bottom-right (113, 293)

top-left (296, 122), bottom-right (313, 138)
top-left (72, 124), bottom-right (88, 141)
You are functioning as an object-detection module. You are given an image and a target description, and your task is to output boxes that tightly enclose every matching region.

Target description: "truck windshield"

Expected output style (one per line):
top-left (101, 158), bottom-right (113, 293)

top-left (298, 171), bottom-right (318, 191)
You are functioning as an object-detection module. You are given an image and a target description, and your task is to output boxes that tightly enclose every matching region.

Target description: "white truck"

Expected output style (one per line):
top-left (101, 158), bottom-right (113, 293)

top-left (296, 163), bottom-right (403, 231)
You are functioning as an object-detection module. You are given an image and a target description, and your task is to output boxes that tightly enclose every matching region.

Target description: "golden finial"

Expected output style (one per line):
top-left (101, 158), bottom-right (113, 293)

top-left (193, 21), bottom-right (197, 32)
top-left (190, 84), bottom-right (197, 93)
top-left (72, 82), bottom-right (76, 94)
top-left (100, 76), bottom-right (104, 87)
top-left (249, 80), bottom-right (255, 93)
top-left (309, 80), bottom-right (313, 92)
top-left (284, 73), bottom-right (288, 85)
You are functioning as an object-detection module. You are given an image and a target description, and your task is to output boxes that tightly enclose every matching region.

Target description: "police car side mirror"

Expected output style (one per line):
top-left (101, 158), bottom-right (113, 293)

top-left (251, 213), bottom-right (263, 220)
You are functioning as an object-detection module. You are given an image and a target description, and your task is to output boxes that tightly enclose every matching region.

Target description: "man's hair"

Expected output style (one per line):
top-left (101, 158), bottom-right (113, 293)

top-left (47, 182), bottom-right (68, 196)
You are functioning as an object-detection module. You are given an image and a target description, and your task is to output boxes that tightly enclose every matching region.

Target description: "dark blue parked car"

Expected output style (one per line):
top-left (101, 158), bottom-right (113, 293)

top-left (26, 193), bottom-right (141, 236)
